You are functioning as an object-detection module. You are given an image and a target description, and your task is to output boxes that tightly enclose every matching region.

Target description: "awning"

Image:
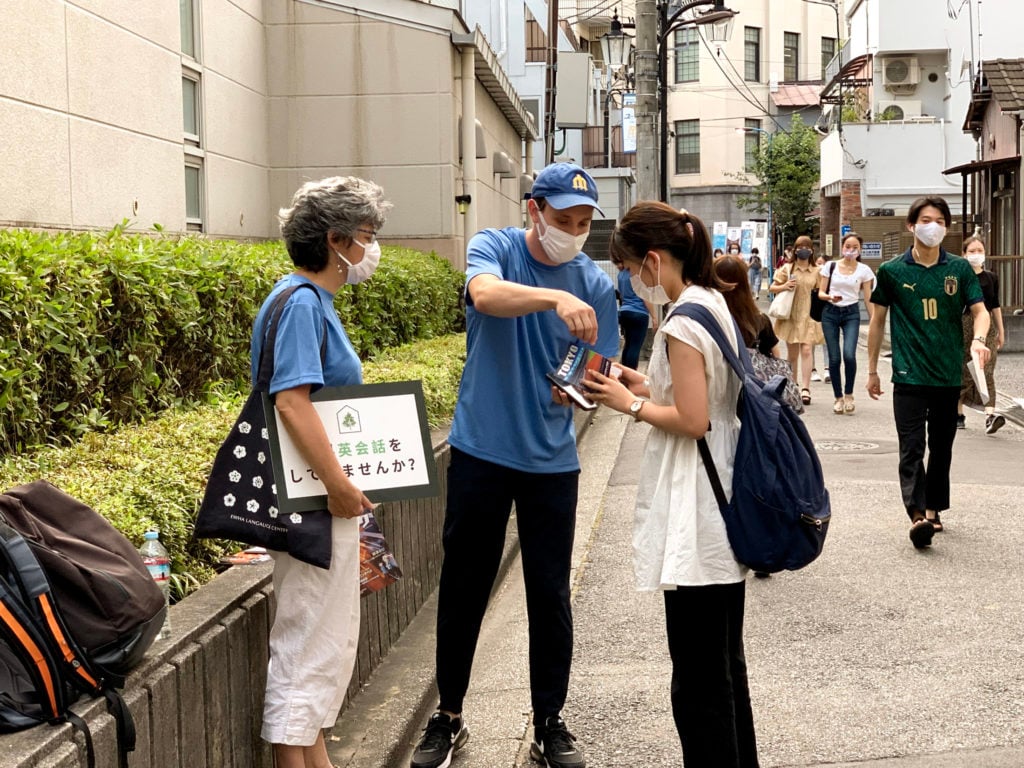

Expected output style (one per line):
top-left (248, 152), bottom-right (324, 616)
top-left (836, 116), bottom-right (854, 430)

top-left (770, 83), bottom-right (821, 108)
top-left (943, 155), bottom-right (1021, 176)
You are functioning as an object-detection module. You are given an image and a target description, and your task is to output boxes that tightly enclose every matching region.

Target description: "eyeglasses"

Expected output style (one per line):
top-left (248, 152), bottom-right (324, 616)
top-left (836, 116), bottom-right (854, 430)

top-left (355, 228), bottom-right (378, 243)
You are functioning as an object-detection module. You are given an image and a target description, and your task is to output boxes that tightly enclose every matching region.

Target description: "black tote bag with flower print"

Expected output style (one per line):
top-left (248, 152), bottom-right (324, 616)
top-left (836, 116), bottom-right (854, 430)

top-left (193, 284), bottom-right (333, 569)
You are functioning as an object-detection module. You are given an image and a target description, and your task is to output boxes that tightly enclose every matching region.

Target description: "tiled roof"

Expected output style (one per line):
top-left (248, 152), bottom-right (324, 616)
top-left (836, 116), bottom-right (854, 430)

top-left (770, 82), bottom-right (822, 107)
top-left (982, 58), bottom-right (1024, 111)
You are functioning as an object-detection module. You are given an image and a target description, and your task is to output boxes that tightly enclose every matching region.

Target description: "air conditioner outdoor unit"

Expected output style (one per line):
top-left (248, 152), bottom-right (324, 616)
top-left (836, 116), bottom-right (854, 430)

top-left (883, 56), bottom-right (920, 91)
top-left (877, 99), bottom-right (922, 121)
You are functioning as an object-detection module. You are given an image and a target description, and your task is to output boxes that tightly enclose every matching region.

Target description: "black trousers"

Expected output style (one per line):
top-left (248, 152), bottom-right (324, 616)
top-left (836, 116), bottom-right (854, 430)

top-left (619, 310), bottom-right (649, 370)
top-left (435, 448), bottom-right (579, 723)
top-left (664, 582), bottom-right (759, 768)
top-left (892, 384), bottom-right (961, 516)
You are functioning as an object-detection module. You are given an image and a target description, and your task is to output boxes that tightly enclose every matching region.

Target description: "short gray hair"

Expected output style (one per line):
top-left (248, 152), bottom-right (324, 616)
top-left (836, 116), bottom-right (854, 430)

top-left (278, 176), bottom-right (393, 271)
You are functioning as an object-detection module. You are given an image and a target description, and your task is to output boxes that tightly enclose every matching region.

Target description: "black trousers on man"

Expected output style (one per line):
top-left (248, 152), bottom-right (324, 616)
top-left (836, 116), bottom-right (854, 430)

top-left (664, 581), bottom-right (759, 768)
top-left (892, 384), bottom-right (961, 517)
top-left (435, 447), bottom-right (579, 723)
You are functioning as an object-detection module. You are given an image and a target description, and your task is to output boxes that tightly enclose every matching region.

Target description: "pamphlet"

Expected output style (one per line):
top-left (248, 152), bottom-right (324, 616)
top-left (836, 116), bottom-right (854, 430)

top-left (359, 510), bottom-right (402, 596)
top-left (546, 343), bottom-right (620, 410)
top-left (967, 352), bottom-right (989, 403)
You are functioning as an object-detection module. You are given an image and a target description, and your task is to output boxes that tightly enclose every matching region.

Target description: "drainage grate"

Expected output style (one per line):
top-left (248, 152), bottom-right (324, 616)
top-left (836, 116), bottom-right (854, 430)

top-left (816, 440), bottom-right (880, 451)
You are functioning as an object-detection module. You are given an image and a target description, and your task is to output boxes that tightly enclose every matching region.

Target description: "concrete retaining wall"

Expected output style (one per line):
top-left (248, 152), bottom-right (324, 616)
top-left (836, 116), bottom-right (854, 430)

top-left (0, 446), bottom-right (451, 768)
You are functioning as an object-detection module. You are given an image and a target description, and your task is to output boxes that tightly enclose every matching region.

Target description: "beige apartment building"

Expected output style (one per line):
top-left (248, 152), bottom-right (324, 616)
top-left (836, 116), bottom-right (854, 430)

top-left (0, 0), bottom-right (537, 267)
top-left (665, 0), bottom-right (840, 224)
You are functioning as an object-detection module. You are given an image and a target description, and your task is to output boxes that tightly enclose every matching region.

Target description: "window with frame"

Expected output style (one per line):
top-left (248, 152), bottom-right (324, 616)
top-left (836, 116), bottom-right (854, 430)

top-left (182, 75), bottom-right (200, 145)
top-left (784, 32), bottom-right (799, 82)
top-left (180, 0), bottom-right (196, 58)
top-left (821, 37), bottom-right (836, 79)
top-left (675, 120), bottom-right (700, 175)
top-left (184, 161), bottom-right (203, 232)
top-left (744, 27), bottom-right (761, 82)
top-left (744, 119), bottom-right (761, 172)
top-left (674, 28), bottom-right (699, 83)
top-left (524, 8), bottom-right (546, 63)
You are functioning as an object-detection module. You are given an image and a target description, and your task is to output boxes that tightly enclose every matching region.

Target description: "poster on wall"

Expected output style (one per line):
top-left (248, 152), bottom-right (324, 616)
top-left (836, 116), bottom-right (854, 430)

top-left (740, 221), bottom-right (756, 258)
top-left (622, 93), bottom-right (637, 154)
top-left (712, 221), bottom-right (728, 253)
top-left (726, 226), bottom-right (742, 254)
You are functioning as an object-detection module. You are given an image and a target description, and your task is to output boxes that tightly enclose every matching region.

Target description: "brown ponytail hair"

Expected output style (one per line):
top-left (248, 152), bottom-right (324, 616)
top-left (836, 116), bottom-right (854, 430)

top-left (609, 202), bottom-right (727, 291)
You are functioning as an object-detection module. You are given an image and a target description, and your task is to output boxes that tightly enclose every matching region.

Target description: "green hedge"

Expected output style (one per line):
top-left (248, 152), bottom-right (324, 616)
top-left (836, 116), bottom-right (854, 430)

top-left (0, 333), bottom-right (467, 599)
top-left (0, 226), bottom-right (464, 456)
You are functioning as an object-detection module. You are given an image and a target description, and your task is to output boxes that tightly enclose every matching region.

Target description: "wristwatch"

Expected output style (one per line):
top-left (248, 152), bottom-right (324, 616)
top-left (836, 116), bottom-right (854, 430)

top-left (973, 336), bottom-right (987, 344)
top-left (629, 399), bottom-right (646, 422)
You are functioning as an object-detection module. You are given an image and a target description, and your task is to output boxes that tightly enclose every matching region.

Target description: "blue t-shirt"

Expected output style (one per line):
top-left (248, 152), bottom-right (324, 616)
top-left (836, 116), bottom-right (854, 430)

top-left (251, 274), bottom-right (362, 393)
top-left (448, 227), bottom-right (619, 473)
top-left (617, 268), bottom-right (648, 316)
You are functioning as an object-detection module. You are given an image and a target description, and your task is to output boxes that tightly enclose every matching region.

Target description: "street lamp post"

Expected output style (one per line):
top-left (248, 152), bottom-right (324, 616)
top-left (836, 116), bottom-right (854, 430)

top-left (634, 0), bottom-right (737, 204)
top-left (738, 125), bottom-right (774, 280)
top-left (600, 12), bottom-right (634, 168)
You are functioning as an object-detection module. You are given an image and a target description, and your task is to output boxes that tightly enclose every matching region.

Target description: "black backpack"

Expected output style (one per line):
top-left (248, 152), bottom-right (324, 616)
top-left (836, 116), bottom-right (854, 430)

top-left (667, 304), bottom-right (831, 573)
top-left (0, 480), bottom-right (167, 767)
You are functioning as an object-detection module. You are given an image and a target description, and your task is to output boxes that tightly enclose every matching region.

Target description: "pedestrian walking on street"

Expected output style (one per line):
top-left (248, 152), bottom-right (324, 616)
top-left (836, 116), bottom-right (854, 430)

top-left (410, 164), bottom-right (618, 768)
top-left (818, 232), bottom-right (876, 414)
top-left (747, 247), bottom-right (764, 299)
top-left (956, 236), bottom-right (1006, 434)
top-left (769, 235), bottom-right (824, 405)
top-left (866, 196), bottom-right (990, 547)
top-left (258, 177), bottom-right (391, 768)
top-left (585, 202), bottom-right (760, 768)
top-left (617, 263), bottom-right (655, 370)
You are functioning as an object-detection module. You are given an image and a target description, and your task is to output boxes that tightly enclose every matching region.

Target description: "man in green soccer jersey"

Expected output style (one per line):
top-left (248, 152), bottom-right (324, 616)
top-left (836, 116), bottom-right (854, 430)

top-left (866, 196), bottom-right (991, 549)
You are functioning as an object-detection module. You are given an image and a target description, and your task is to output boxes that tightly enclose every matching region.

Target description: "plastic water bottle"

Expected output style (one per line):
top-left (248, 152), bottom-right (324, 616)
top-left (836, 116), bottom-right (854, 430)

top-left (139, 530), bottom-right (171, 641)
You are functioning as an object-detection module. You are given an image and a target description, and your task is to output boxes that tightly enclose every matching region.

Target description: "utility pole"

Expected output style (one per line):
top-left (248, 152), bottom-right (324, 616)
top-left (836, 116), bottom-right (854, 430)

top-left (634, 0), bottom-right (659, 202)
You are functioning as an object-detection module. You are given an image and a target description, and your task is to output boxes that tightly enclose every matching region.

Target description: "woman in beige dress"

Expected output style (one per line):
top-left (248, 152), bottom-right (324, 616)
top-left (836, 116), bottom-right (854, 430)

top-left (769, 234), bottom-right (824, 404)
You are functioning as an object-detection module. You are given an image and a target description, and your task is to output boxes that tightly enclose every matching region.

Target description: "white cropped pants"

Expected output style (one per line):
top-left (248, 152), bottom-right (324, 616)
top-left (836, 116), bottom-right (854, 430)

top-left (261, 516), bottom-right (360, 746)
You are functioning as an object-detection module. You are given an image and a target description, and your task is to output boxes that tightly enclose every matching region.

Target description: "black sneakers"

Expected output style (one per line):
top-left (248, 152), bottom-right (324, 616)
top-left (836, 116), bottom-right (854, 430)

top-left (529, 715), bottom-right (586, 768)
top-left (986, 414), bottom-right (1006, 435)
top-left (956, 414), bottom-right (966, 430)
top-left (411, 712), bottom-right (469, 768)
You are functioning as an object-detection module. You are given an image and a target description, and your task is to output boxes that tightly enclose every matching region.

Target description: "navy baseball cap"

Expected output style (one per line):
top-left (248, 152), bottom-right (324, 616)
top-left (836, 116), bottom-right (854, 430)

top-left (528, 163), bottom-right (604, 215)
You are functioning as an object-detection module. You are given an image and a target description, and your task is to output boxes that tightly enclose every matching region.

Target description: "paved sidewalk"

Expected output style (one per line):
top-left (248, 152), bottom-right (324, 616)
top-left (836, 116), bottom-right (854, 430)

top-left (329, 345), bottom-right (1024, 768)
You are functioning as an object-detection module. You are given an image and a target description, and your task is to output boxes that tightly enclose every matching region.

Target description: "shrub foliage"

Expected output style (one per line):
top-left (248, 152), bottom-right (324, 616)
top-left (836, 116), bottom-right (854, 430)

top-left (0, 226), bottom-right (464, 456)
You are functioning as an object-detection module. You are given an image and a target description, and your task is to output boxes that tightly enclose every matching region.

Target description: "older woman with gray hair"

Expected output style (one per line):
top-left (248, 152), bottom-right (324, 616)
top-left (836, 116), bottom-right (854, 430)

top-left (254, 176), bottom-right (391, 768)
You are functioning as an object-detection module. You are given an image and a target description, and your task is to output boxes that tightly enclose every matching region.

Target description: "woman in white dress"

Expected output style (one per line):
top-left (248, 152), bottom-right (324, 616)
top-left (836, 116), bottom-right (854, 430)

top-left (586, 202), bottom-right (759, 768)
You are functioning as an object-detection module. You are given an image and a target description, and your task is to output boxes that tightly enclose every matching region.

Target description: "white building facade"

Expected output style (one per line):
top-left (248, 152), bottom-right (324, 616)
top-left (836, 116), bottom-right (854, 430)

top-left (817, 0), bottom-right (1019, 243)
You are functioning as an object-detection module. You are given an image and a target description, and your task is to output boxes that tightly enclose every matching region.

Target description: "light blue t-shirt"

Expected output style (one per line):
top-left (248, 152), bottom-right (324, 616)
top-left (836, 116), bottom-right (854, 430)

top-left (618, 267), bottom-right (648, 316)
top-left (251, 274), bottom-right (362, 394)
top-left (448, 227), bottom-right (619, 473)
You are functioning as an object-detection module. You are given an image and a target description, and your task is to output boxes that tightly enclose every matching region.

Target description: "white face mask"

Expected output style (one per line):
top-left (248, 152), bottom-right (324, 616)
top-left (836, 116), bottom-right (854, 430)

top-left (536, 208), bottom-right (588, 264)
top-left (335, 239), bottom-right (381, 284)
top-left (966, 253), bottom-right (986, 267)
top-left (629, 254), bottom-right (671, 305)
top-left (914, 221), bottom-right (946, 248)
top-left (842, 249), bottom-right (859, 260)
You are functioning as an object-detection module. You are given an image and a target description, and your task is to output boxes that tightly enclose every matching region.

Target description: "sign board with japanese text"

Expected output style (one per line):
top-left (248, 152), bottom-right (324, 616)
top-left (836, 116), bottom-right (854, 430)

top-left (263, 380), bottom-right (439, 514)
top-left (622, 92), bottom-right (636, 153)
top-left (862, 242), bottom-right (883, 260)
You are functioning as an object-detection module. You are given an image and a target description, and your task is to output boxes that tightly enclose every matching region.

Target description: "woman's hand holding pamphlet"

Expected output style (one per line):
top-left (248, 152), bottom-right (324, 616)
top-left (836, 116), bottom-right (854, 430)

top-left (547, 342), bottom-right (621, 409)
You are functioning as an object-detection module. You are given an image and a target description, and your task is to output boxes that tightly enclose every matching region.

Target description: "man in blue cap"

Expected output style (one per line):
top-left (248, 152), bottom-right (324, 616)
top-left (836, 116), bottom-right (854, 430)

top-left (411, 164), bottom-right (618, 768)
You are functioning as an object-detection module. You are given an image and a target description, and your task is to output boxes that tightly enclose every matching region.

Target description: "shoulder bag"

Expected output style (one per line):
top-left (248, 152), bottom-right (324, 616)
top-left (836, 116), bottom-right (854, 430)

top-left (767, 267), bottom-right (795, 320)
top-left (809, 261), bottom-right (837, 322)
top-left (193, 284), bottom-right (334, 569)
